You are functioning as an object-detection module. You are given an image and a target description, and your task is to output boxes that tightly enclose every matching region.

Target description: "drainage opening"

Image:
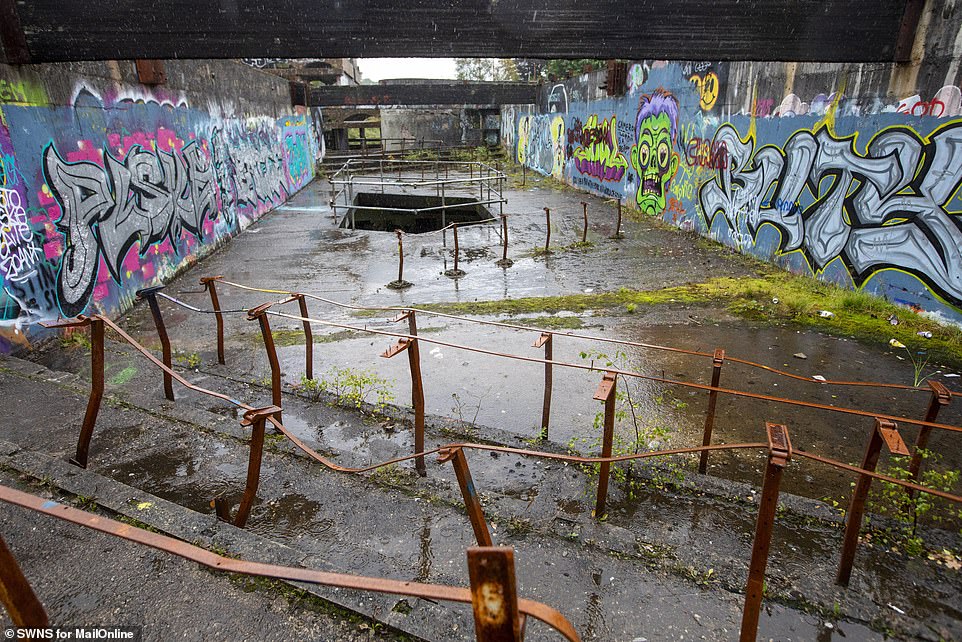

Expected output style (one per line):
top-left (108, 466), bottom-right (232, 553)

top-left (340, 192), bottom-right (490, 233)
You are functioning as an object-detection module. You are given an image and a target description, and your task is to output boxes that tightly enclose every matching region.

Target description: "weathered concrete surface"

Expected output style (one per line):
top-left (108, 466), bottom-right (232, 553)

top-left (4, 172), bottom-right (960, 640)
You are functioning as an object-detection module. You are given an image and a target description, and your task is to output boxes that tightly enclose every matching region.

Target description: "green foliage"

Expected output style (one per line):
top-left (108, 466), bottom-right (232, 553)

top-left (298, 367), bottom-right (395, 411)
top-left (567, 350), bottom-right (685, 502)
top-left (174, 351), bottom-right (201, 368)
top-left (866, 450), bottom-right (962, 557)
top-left (544, 59), bottom-right (606, 80)
top-left (455, 58), bottom-right (519, 81)
top-left (60, 330), bottom-right (91, 351)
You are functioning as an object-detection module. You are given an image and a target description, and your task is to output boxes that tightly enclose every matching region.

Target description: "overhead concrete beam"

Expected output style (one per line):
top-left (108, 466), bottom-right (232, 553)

top-left (309, 82), bottom-right (539, 107)
top-left (4, 1), bottom-right (911, 64)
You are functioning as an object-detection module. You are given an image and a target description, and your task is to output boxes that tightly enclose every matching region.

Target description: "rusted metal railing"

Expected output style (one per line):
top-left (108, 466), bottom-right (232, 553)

top-left (0, 484), bottom-right (579, 642)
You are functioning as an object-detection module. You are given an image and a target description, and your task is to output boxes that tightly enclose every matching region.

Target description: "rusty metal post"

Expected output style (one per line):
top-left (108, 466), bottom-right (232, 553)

top-left (248, 304), bottom-right (282, 424)
top-left (439, 447), bottom-right (493, 546)
top-left (453, 224), bottom-right (460, 273)
top-left (294, 294), bottom-right (314, 380)
top-left (396, 230), bottom-right (405, 284)
top-left (740, 423), bottom-right (791, 642)
top-left (698, 349), bottom-right (726, 474)
top-left (593, 371), bottom-right (618, 519)
top-left (467, 547), bottom-right (522, 641)
top-left (138, 286), bottom-right (174, 401)
top-left (232, 405), bottom-right (280, 528)
top-left (0, 534), bottom-right (49, 627)
top-left (496, 214), bottom-right (513, 268)
top-left (380, 311), bottom-right (426, 476)
top-left (837, 418), bottom-right (909, 586)
top-left (543, 207), bottom-right (551, 253)
top-left (200, 276), bottom-right (226, 365)
top-left (613, 200), bottom-right (623, 239)
top-left (534, 333), bottom-right (553, 440)
top-left (522, 162), bottom-right (526, 187)
top-left (441, 179), bottom-right (447, 229)
top-left (50, 316), bottom-right (105, 469)
top-left (908, 380), bottom-right (951, 483)
top-left (581, 201), bottom-right (588, 243)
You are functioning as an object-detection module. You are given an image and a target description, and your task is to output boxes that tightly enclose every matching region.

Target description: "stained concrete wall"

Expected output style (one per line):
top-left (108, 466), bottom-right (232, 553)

top-left (0, 59), bottom-right (322, 352)
top-left (379, 107), bottom-right (501, 150)
top-left (504, 34), bottom-right (962, 325)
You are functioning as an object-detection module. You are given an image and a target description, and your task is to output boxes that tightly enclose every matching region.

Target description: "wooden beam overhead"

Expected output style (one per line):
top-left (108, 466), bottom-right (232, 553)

top-left (4, 0), bottom-right (909, 64)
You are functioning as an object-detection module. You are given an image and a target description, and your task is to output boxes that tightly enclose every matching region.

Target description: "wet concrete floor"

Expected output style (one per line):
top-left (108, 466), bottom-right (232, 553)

top-left (10, 169), bottom-right (962, 640)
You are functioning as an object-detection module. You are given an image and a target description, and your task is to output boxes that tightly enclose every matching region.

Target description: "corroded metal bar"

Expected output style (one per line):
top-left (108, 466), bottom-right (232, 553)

top-left (248, 303), bottom-right (283, 424)
top-left (534, 332), bottom-right (553, 440)
top-left (740, 422), bottom-right (791, 642)
top-left (381, 311), bottom-right (427, 475)
top-left (0, 534), bottom-right (48, 627)
top-left (698, 348), bottom-right (726, 474)
top-left (233, 405), bottom-right (280, 528)
top-left (908, 380), bottom-right (951, 483)
top-left (593, 371), bottom-right (618, 518)
top-left (543, 207), bottom-right (551, 252)
top-left (581, 201), bottom-right (588, 243)
top-left (139, 286), bottom-right (174, 401)
top-left (73, 317), bottom-right (104, 469)
top-left (396, 230), bottom-right (405, 283)
top-left (467, 547), bottom-right (522, 641)
top-left (295, 294), bottom-right (314, 380)
top-left (837, 418), bottom-right (908, 586)
top-left (200, 276), bottom-right (226, 365)
top-left (0, 484), bottom-right (580, 641)
top-left (440, 447), bottom-right (492, 546)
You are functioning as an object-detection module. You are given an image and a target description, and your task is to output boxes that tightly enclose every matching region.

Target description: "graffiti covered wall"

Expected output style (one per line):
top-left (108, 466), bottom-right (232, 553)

top-left (0, 60), bottom-right (320, 352)
top-left (505, 60), bottom-right (962, 325)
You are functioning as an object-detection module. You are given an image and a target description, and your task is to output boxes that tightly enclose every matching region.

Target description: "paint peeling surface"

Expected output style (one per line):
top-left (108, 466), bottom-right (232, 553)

top-left (0, 80), bottom-right (319, 351)
top-left (509, 61), bottom-right (962, 324)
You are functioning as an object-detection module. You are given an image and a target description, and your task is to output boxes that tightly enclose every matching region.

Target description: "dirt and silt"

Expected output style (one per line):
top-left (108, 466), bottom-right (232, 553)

top-left (13, 167), bottom-right (962, 640)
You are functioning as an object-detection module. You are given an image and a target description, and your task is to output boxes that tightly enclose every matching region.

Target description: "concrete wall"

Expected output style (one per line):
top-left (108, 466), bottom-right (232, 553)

top-left (504, 52), bottom-right (962, 325)
top-left (380, 107), bottom-right (501, 149)
top-left (0, 59), bottom-right (322, 352)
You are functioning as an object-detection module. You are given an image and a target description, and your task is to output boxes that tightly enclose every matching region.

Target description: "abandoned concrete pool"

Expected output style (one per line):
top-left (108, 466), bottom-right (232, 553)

top-left (3, 12), bottom-right (962, 640)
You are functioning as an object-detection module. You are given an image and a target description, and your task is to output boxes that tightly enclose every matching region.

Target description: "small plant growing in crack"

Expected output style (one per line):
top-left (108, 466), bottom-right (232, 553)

top-left (296, 367), bottom-right (394, 411)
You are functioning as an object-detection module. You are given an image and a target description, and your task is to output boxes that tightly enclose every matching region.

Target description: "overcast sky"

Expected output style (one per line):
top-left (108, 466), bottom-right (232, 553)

top-left (358, 58), bottom-right (458, 82)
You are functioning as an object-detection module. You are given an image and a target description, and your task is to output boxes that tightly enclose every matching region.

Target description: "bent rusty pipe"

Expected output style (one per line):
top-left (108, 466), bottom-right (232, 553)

top-left (137, 286), bottom-right (174, 401)
top-left (0, 484), bottom-right (580, 642)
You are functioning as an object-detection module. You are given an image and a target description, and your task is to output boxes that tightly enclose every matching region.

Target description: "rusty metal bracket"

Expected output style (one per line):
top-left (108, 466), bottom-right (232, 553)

top-left (766, 421), bottom-right (792, 467)
top-left (593, 371), bottom-right (617, 402)
top-left (467, 547), bottom-right (523, 641)
top-left (380, 338), bottom-right (411, 358)
top-left (39, 316), bottom-right (91, 330)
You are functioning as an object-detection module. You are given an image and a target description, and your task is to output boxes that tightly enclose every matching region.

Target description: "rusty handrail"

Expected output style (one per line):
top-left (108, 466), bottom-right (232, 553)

top-left (211, 278), bottom-right (936, 395)
top-left (0, 484), bottom-right (580, 641)
top-left (261, 308), bottom-right (962, 435)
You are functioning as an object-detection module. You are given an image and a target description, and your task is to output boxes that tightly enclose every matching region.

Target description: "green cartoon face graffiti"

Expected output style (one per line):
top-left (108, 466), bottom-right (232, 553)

top-left (630, 112), bottom-right (679, 215)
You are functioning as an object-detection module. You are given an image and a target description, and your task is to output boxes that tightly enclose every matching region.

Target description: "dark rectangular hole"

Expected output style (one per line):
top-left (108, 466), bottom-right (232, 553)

top-left (341, 192), bottom-right (490, 233)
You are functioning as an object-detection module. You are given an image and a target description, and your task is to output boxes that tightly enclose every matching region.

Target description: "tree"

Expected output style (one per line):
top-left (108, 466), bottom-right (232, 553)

top-left (455, 59), bottom-right (520, 82)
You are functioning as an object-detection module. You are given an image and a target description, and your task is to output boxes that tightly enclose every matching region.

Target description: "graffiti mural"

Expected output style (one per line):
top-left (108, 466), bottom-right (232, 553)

top-left (700, 122), bottom-right (962, 305)
top-left (0, 81), bottom-right (321, 345)
top-left (630, 90), bottom-right (680, 216)
top-left (518, 114), bottom-right (565, 178)
top-left (569, 115), bottom-right (628, 182)
top-left (43, 140), bottom-right (219, 316)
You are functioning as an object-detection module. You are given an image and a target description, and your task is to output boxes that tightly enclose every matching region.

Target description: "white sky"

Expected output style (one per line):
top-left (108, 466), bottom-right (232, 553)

top-left (358, 58), bottom-right (458, 82)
